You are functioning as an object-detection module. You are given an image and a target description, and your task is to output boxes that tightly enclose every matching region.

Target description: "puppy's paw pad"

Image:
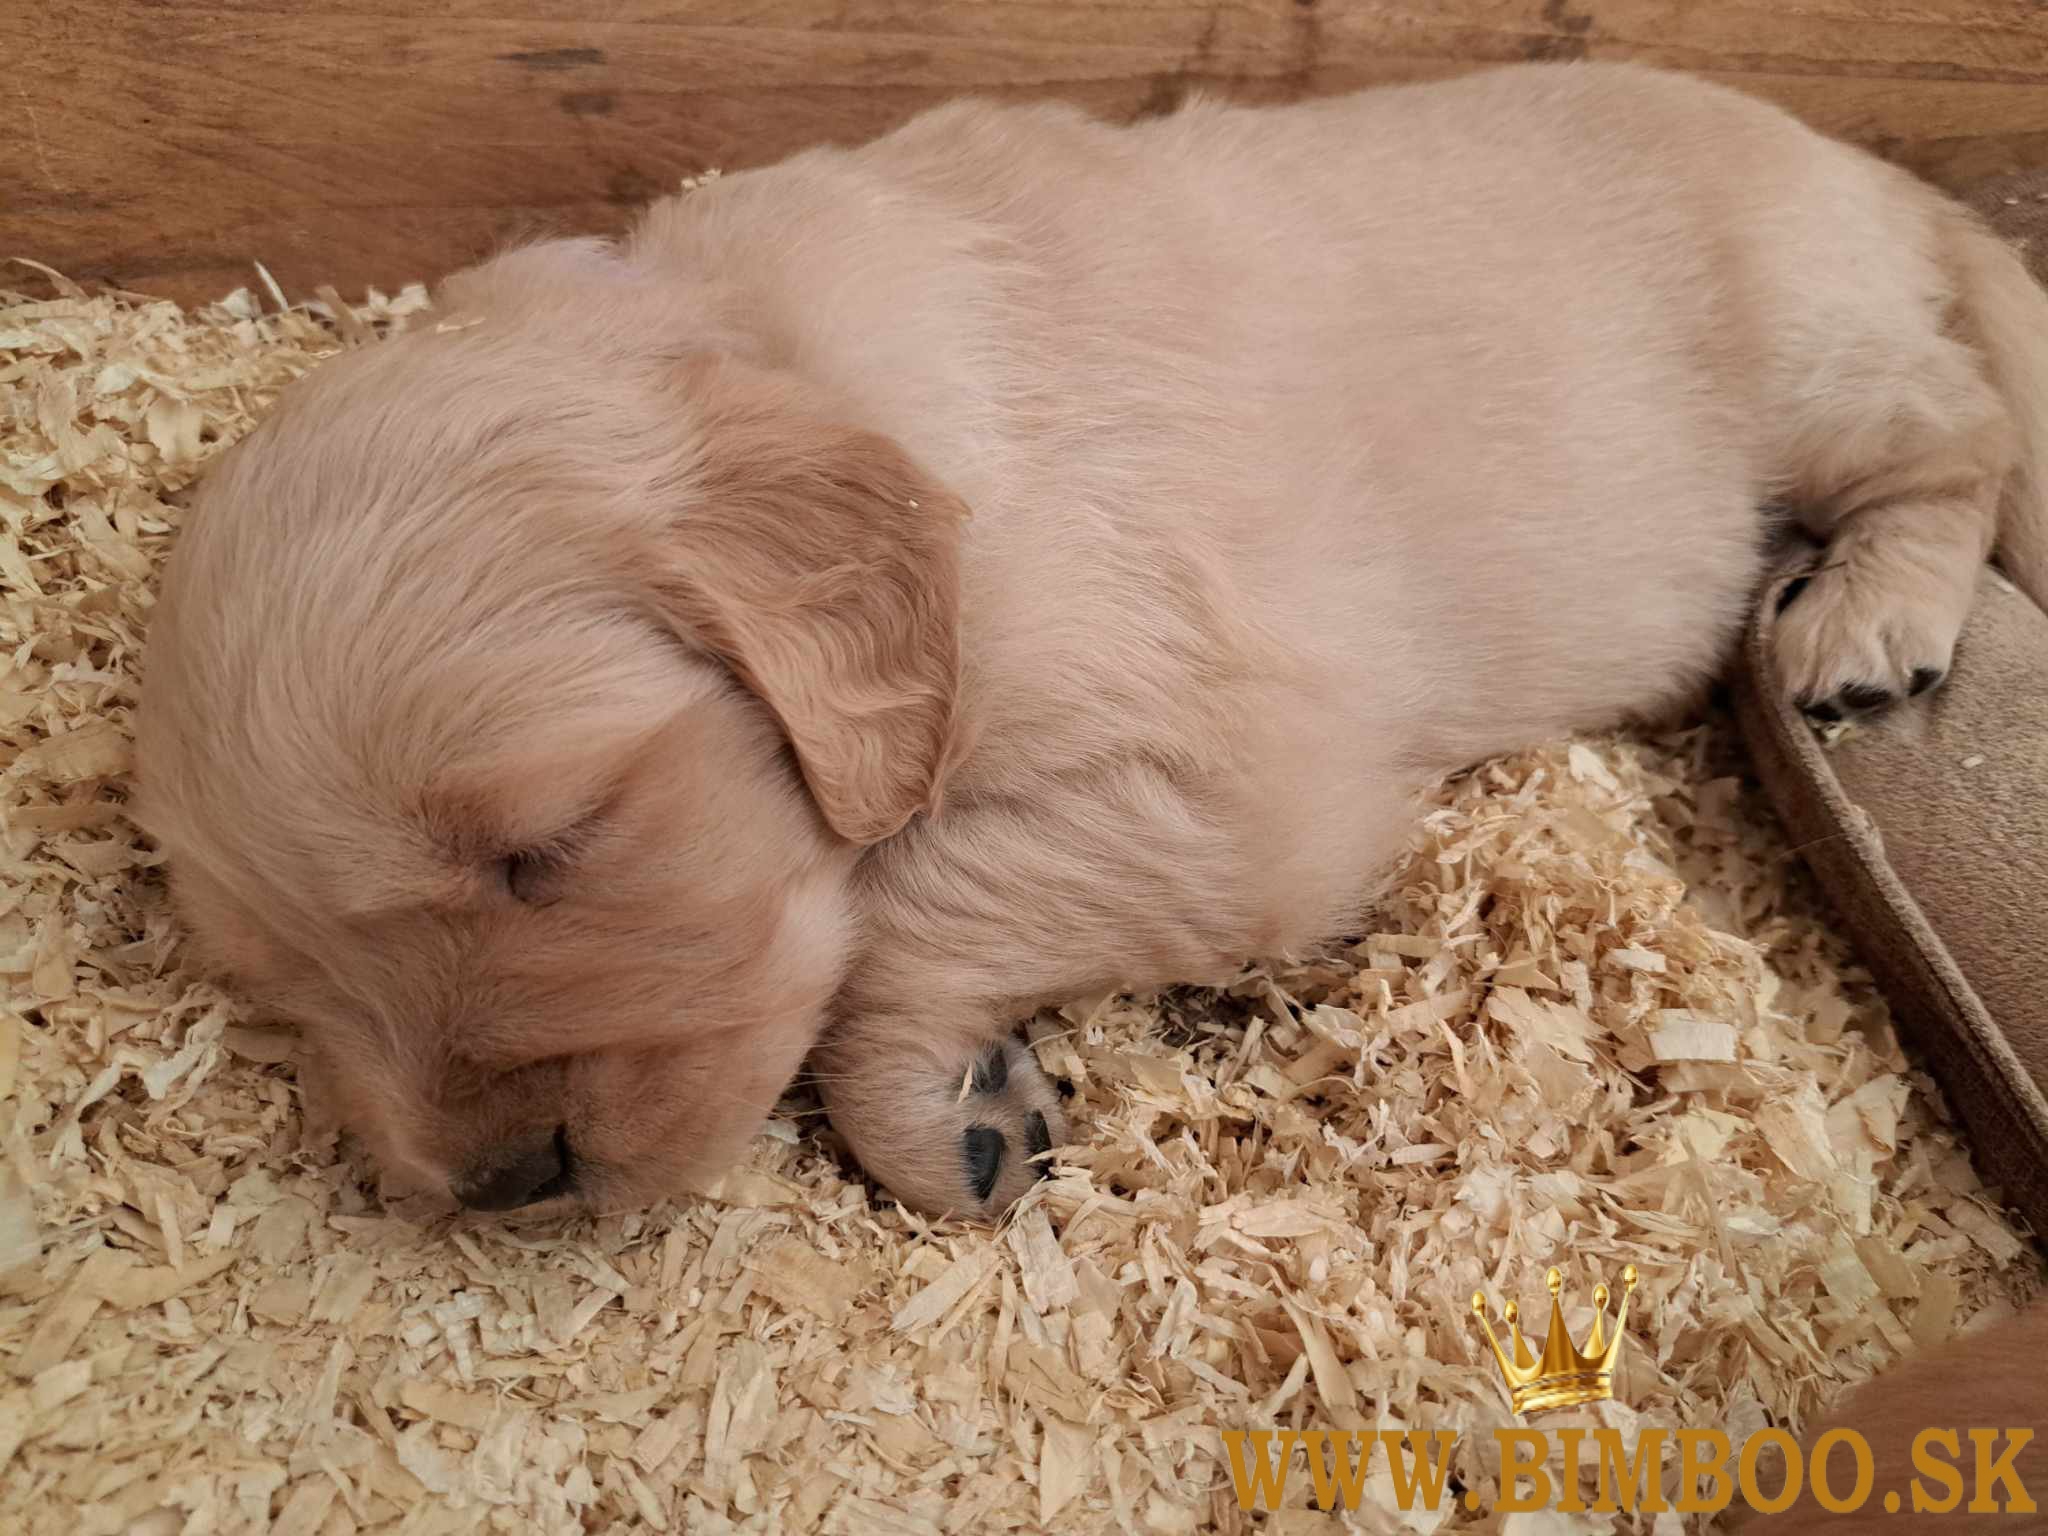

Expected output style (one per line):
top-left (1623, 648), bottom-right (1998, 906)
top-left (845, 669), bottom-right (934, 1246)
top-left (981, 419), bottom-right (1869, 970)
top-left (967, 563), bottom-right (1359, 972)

top-left (1798, 697), bottom-right (1844, 724)
top-left (1800, 680), bottom-right (1901, 723)
top-left (969, 1041), bottom-right (1008, 1095)
top-left (962, 1125), bottom-right (1005, 1202)
top-left (958, 1107), bottom-right (1053, 1205)
top-left (1022, 1110), bottom-right (1052, 1161)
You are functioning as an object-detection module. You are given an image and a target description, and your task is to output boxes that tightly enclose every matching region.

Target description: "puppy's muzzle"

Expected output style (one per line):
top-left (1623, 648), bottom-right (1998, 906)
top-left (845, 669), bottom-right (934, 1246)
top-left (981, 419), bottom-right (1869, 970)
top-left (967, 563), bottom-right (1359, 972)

top-left (453, 1125), bottom-right (577, 1210)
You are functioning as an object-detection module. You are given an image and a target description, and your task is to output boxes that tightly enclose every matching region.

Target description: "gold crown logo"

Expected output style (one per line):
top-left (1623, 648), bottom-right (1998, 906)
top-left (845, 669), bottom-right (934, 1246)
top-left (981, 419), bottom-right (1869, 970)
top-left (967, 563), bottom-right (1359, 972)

top-left (1471, 1265), bottom-right (1639, 1415)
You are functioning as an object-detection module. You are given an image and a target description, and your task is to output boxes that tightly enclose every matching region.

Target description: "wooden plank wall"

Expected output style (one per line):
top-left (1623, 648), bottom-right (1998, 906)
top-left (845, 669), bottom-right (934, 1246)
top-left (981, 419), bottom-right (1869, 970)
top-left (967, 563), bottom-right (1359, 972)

top-left (10, 1), bottom-right (2048, 305)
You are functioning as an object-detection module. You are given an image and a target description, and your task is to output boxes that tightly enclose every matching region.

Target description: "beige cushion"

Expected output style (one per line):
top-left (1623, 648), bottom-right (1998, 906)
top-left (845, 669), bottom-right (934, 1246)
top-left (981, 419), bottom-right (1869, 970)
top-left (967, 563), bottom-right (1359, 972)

top-left (1738, 568), bottom-right (2048, 1235)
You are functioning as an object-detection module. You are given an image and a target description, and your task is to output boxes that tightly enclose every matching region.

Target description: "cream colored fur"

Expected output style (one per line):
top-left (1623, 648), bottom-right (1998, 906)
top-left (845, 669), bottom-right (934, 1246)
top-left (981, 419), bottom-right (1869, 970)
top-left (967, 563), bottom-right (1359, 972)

top-left (137, 62), bottom-right (2048, 1217)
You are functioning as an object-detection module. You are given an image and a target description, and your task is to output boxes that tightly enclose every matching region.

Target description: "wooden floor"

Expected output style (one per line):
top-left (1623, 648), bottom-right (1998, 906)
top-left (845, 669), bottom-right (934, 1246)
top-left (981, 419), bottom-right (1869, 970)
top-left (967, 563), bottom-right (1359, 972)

top-left (11, 0), bottom-right (2048, 304)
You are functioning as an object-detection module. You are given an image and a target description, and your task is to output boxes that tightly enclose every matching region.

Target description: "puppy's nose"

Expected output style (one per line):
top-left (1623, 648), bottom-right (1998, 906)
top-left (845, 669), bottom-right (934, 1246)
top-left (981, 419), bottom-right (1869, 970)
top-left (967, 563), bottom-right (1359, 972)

top-left (453, 1127), bottom-right (576, 1211)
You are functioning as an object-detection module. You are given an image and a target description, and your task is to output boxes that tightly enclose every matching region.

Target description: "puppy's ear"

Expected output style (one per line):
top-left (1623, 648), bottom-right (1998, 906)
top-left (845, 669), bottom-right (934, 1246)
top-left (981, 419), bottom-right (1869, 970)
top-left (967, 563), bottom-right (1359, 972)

top-left (652, 360), bottom-right (966, 845)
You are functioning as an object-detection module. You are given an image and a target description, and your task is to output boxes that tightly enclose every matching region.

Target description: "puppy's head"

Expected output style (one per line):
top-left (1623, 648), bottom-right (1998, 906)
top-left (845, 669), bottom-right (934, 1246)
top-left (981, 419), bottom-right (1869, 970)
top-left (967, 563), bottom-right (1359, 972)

top-left (136, 247), bottom-right (967, 1210)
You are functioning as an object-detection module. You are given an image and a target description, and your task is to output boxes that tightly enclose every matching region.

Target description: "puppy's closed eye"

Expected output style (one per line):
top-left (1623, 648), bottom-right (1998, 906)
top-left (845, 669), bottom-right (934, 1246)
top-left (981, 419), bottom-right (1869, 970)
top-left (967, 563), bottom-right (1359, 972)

top-left (491, 805), bottom-right (611, 907)
top-left (498, 822), bottom-right (609, 907)
top-left (503, 849), bottom-right (565, 906)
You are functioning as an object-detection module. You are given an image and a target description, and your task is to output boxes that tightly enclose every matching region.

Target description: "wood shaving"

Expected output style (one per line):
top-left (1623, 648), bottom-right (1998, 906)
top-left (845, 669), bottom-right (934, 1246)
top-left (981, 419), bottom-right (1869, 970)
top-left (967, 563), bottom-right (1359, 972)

top-left (1, 271), bottom-right (2039, 1534)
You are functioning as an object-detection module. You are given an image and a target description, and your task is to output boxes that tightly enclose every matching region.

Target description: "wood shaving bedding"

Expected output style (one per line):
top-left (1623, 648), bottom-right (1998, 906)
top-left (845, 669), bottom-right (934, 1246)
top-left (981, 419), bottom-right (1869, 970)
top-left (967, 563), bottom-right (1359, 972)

top-left (0, 268), bottom-right (2038, 1535)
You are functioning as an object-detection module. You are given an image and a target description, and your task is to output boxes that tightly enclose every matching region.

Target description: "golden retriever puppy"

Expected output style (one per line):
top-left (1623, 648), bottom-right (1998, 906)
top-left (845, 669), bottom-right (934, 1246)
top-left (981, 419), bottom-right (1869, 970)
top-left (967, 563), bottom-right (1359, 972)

top-left (136, 62), bottom-right (2048, 1218)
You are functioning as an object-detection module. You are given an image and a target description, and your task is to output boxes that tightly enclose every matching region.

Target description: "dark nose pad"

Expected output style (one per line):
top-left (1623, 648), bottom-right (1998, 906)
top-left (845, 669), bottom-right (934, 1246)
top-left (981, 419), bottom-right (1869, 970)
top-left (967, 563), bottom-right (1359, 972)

top-left (453, 1126), bottom-right (576, 1211)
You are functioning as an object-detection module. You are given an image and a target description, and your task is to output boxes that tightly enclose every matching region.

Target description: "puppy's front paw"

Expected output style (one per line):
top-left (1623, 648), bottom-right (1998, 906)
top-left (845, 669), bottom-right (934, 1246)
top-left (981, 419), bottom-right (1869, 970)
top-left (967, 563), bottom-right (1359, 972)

top-left (816, 1032), bottom-right (1067, 1220)
top-left (953, 1037), bottom-right (1066, 1209)
top-left (1770, 556), bottom-right (1965, 724)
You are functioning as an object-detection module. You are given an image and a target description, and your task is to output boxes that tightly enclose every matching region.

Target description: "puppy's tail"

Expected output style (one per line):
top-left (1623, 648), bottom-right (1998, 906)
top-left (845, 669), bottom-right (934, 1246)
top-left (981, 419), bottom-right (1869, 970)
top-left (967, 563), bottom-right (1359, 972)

top-left (1949, 209), bottom-right (2048, 609)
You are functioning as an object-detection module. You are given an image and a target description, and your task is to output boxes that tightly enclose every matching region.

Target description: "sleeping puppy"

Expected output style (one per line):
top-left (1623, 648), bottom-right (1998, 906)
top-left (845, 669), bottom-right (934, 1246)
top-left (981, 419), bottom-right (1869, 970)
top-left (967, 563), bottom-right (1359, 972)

top-left (136, 62), bottom-right (2048, 1218)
